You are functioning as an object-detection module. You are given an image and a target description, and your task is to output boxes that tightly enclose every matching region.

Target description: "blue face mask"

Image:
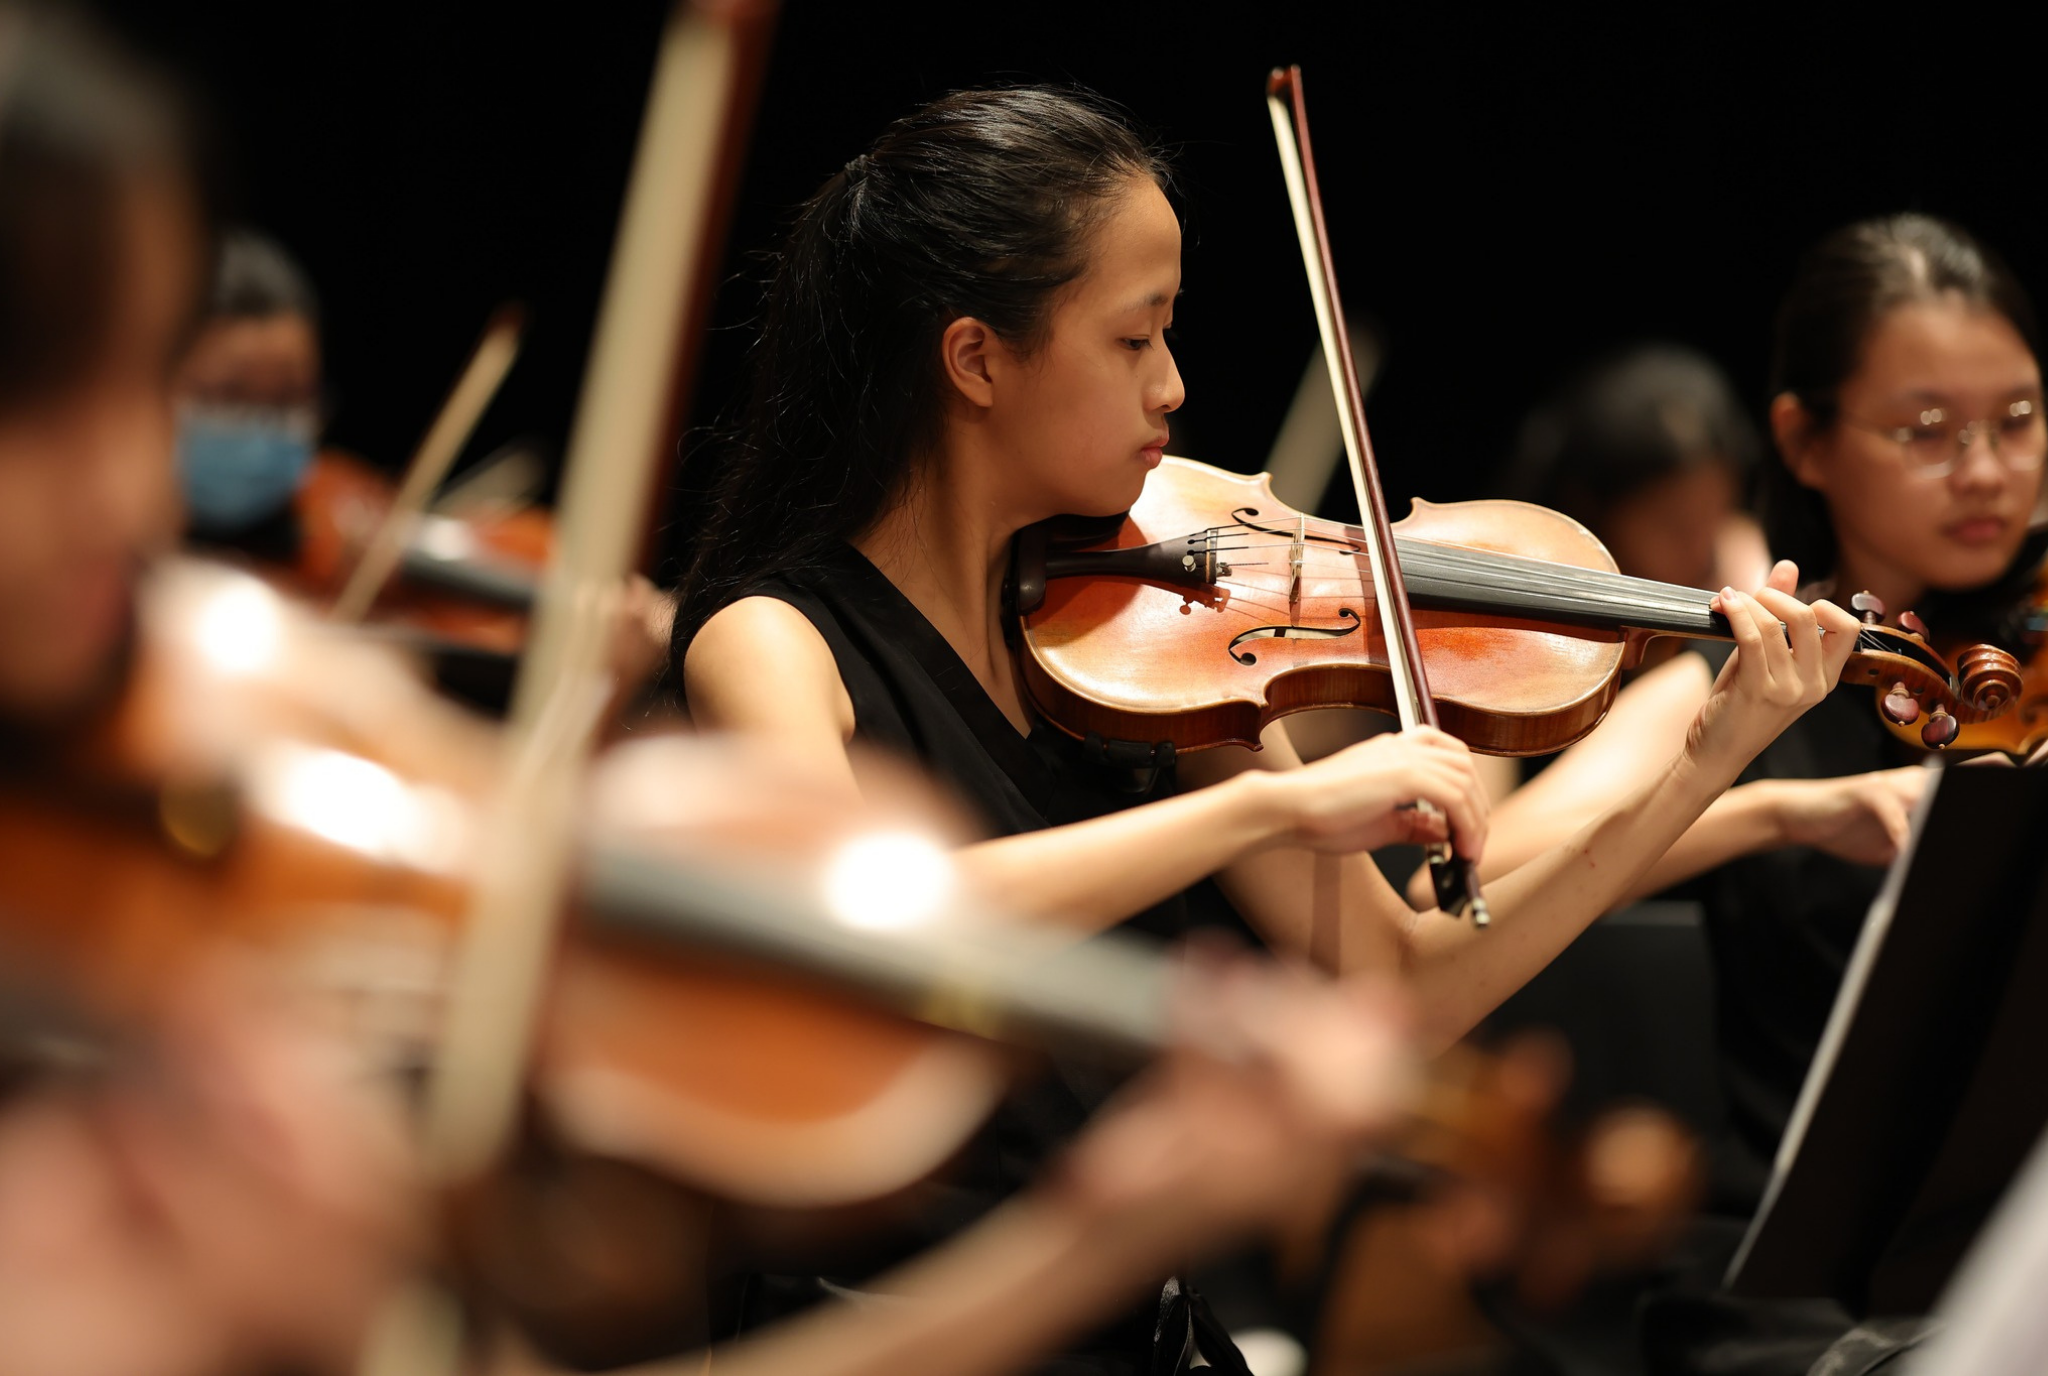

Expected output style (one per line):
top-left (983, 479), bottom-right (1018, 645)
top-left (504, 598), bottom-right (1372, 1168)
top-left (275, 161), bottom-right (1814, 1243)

top-left (177, 405), bottom-right (317, 533)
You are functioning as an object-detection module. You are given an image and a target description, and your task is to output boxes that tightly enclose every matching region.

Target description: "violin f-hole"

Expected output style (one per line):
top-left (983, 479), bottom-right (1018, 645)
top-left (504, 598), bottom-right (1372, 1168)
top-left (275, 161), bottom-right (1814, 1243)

top-left (1228, 607), bottom-right (1361, 664)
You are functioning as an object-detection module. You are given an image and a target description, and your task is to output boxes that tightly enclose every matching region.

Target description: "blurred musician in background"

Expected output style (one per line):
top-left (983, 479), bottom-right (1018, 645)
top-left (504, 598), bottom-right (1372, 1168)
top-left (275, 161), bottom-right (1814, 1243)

top-left (1460, 215), bottom-right (2041, 1171)
top-left (1442, 215), bottom-right (2047, 1372)
top-left (1498, 343), bottom-right (1769, 601)
top-left (0, 17), bottom-right (187, 732)
top-left (168, 226), bottom-right (551, 690)
top-left (671, 82), bottom-right (1859, 1373)
top-left (168, 226), bottom-right (680, 711)
top-left (174, 227), bottom-right (327, 556)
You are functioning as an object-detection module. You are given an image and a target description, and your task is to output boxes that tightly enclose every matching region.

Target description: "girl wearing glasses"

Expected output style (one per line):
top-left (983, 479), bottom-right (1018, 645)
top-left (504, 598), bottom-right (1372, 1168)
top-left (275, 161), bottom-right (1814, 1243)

top-left (1452, 214), bottom-right (2045, 1320)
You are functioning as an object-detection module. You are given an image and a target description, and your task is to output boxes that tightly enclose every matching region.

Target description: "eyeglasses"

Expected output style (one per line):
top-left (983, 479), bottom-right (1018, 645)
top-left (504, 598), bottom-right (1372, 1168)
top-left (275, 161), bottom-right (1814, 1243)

top-left (1839, 398), bottom-right (2047, 478)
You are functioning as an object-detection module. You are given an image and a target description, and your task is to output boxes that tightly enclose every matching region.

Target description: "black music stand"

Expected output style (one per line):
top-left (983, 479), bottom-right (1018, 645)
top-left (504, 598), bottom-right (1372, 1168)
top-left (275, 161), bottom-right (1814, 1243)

top-left (1725, 764), bottom-right (2048, 1315)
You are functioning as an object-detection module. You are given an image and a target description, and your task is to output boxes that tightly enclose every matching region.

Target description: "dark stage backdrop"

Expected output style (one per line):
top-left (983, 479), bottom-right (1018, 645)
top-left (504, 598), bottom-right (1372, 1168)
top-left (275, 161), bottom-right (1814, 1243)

top-left (104, 1), bottom-right (2048, 578)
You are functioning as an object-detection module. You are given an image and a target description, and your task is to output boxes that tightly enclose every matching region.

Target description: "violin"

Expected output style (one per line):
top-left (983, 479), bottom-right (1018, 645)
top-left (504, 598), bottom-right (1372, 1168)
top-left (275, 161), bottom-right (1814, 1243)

top-left (0, 559), bottom-right (1701, 1360)
top-left (1013, 64), bottom-right (2021, 778)
top-left (290, 447), bottom-right (551, 657)
top-left (0, 561), bottom-right (1014, 1191)
top-left (1012, 456), bottom-right (2024, 757)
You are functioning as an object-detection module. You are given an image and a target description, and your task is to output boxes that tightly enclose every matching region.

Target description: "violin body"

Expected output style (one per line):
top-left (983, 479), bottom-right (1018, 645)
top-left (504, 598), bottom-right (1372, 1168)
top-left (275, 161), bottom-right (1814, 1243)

top-left (290, 449), bottom-right (551, 660)
top-left (0, 560), bottom-right (1007, 1212)
top-left (1019, 459), bottom-right (1625, 757)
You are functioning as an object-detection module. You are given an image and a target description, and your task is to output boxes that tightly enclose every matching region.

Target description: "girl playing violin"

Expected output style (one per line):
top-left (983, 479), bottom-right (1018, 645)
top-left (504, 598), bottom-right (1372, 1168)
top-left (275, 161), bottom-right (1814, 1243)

top-left (1451, 214), bottom-right (2045, 1207)
top-left (674, 85), bottom-right (1855, 1048)
top-left (174, 229), bottom-right (327, 548)
top-left (672, 84), bottom-right (1856, 1371)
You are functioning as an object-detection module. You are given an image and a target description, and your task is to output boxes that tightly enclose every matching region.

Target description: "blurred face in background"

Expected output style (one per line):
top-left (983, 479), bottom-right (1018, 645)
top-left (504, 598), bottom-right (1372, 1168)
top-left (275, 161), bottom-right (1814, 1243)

top-left (1597, 461), bottom-right (1742, 590)
top-left (0, 178), bottom-right (199, 721)
top-left (174, 311), bottom-right (322, 534)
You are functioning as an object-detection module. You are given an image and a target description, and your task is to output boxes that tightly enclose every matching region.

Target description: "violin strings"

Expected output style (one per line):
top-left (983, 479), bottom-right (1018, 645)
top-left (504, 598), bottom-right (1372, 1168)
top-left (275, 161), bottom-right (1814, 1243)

top-left (1304, 561), bottom-right (1924, 665)
top-left (1293, 542), bottom-right (1717, 627)
top-left (1211, 542), bottom-right (1697, 624)
top-left (1131, 580), bottom-right (1928, 677)
top-left (1195, 521), bottom-right (1723, 624)
top-left (1407, 549), bottom-right (1717, 610)
top-left (1390, 542), bottom-right (1719, 611)
top-left (1251, 513), bottom-right (1711, 604)
top-left (1170, 524), bottom-right (1933, 648)
top-left (1208, 585), bottom-right (1316, 619)
top-left (1083, 524), bottom-right (1943, 680)
top-left (1209, 555), bottom-right (1713, 631)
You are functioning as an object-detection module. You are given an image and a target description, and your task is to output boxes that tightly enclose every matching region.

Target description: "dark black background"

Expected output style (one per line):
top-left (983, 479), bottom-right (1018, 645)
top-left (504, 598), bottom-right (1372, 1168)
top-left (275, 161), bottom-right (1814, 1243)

top-left (101, 1), bottom-right (2048, 575)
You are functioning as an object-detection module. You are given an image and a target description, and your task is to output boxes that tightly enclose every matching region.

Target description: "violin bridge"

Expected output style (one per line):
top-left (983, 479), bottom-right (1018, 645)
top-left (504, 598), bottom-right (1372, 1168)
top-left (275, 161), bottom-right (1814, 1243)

top-left (1288, 516), bottom-right (1306, 624)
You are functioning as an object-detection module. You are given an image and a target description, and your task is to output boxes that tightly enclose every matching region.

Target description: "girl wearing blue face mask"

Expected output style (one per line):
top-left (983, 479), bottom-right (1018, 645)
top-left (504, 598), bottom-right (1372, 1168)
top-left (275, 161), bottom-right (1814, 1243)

top-left (171, 232), bottom-right (632, 715)
top-left (177, 399), bottom-right (320, 531)
top-left (174, 229), bottom-right (327, 547)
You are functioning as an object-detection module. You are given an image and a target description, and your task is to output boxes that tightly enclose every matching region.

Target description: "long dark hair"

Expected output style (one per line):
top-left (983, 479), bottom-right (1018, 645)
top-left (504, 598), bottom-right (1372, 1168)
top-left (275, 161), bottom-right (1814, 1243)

top-left (1763, 213), bottom-right (2041, 582)
top-left (0, 5), bottom-right (197, 415)
top-left (668, 86), bottom-right (1171, 682)
top-left (208, 226), bottom-right (319, 327)
top-left (1501, 343), bottom-right (1759, 543)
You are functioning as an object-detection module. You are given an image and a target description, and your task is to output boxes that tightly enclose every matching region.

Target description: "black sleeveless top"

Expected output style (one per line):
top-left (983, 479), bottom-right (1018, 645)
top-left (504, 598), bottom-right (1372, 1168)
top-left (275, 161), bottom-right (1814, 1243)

top-left (1639, 565), bottom-right (2048, 1375)
top-left (1687, 540), bottom-right (2048, 1207)
top-left (731, 542), bottom-right (1231, 1372)
top-left (1686, 640), bottom-right (1920, 1205)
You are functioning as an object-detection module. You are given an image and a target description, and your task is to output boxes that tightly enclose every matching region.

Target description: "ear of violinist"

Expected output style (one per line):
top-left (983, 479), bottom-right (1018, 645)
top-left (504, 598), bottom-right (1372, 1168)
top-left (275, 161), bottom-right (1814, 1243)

top-left (673, 86), bottom-right (1858, 1057)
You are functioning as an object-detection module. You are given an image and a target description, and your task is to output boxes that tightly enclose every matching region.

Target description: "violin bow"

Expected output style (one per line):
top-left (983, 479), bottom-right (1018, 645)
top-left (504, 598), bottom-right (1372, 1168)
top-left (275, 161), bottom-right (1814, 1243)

top-left (1265, 66), bottom-right (1490, 926)
top-left (360, 3), bottom-right (777, 1371)
top-left (329, 307), bottom-right (525, 624)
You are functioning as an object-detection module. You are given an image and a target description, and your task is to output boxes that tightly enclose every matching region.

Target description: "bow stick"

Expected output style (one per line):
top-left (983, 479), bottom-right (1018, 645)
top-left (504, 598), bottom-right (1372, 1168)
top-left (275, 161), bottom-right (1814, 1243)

top-left (329, 307), bottom-right (525, 624)
top-left (359, 4), bottom-right (776, 1372)
top-left (425, 0), bottom-right (776, 1185)
top-left (1266, 66), bottom-right (1490, 926)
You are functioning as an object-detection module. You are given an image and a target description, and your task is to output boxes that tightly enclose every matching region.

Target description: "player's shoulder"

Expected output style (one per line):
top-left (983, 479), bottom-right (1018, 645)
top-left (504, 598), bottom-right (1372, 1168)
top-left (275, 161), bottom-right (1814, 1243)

top-left (684, 595), bottom-right (852, 737)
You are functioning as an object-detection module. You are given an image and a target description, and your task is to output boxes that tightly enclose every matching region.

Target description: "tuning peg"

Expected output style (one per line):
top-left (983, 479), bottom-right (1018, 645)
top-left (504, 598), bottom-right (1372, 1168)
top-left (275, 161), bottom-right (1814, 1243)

top-left (1922, 707), bottom-right (1959, 749)
top-left (1882, 683), bottom-right (1922, 725)
top-left (1899, 609), bottom-right (1929, 638)
top-left (1851, 591), bottom-right (1887, 625)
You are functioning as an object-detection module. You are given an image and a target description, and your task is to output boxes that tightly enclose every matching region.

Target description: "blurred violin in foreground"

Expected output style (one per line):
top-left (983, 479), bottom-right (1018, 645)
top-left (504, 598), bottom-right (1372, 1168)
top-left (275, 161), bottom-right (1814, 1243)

top-left (0, 559), bottom-right (1700, 1364)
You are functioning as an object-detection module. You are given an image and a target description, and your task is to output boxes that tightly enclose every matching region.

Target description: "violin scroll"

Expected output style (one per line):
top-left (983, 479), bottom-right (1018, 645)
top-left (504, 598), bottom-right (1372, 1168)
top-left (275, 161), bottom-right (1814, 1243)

top-left (1870, 556), bottom-right (2048, 757)
top-left (1842, 618), bottom-right (2023, 749)
top-left (1956, 643), bottom-right (2025, 716)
